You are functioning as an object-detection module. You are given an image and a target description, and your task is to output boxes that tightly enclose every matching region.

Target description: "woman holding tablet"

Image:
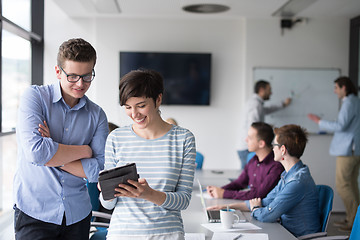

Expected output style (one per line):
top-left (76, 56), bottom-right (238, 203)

top-left (99, 69), bottom-right (196, 240)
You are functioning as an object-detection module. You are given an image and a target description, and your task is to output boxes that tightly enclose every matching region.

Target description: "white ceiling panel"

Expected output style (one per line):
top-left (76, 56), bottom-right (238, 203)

top-left (300, 0), bottom-right (360, 18)
top-left (52, 0), bottom-right (360, 19)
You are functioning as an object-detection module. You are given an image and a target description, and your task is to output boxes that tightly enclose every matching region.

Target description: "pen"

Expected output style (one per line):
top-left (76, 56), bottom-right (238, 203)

top-left (233, 233), bottom-right (243, 240)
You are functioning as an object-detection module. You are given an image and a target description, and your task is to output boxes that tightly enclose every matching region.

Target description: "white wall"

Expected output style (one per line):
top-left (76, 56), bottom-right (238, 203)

top-left (45, 1), bottom-right (351, 211)
top-left (93, 17), bottom-right (244, 170)
top-left (245, 18), bottom-right (349, 80)
top-left (43, 1), bottom-right (96, 85)
top-left (244, 18), bottom-right (349, 211)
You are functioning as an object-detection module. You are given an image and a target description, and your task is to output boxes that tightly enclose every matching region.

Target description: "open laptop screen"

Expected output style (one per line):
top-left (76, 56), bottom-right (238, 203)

top-left (198, 179), bottom-right (221, 222)
top-left (197, 179), bottom-right (247, 223)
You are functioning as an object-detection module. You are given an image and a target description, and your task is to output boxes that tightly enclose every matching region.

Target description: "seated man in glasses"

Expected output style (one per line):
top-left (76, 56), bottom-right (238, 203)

top-left (13, 38), bottom-right (109, 240)
top-left (206, 122), bottom-right (284, 200)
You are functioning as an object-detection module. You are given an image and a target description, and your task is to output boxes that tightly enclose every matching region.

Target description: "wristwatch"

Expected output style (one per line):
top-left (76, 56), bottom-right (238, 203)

top-left (251, 206), bottom-right (260, 211)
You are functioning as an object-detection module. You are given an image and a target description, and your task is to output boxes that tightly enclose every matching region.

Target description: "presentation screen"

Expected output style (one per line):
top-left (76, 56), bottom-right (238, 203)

top-left (120, 51), bottom-right (212, 105)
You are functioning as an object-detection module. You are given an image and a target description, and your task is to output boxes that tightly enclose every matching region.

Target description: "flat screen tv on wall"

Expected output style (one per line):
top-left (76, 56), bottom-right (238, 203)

top-left (120, 51), bottom-right (211, 105)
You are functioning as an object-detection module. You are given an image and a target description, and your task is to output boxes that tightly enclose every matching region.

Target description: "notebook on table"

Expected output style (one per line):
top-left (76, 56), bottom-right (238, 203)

top-left (197, 179), bottom-right (247, 223)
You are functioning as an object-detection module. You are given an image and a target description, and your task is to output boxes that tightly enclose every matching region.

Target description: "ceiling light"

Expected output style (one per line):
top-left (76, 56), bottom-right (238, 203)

top-left (182, 4), bottom-right (230, 14)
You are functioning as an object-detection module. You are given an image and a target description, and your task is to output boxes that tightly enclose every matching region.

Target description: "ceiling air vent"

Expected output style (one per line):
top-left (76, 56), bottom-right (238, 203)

top-left (182, 4), bottom-right (230, 14)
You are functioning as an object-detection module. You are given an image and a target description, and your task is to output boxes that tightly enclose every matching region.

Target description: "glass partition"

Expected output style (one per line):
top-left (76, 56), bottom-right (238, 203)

top-left (2, 0), bottom-right (31, 30)
top-left (1, 30), bottom-right (31, 132)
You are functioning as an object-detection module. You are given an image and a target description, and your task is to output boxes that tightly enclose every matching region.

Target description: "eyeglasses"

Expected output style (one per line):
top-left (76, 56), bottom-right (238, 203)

top-left (272, 143), bottom-right (282, 148)
top-left (59, 66), bottom-right (95, 83)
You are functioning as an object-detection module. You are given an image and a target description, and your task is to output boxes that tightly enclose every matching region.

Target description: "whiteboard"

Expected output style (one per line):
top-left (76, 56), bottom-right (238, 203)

top-left (253, 67), bottom-right (341, 133)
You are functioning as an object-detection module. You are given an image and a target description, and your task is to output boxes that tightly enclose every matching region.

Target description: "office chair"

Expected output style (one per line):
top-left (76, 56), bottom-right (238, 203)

top-left (298, 185), bottom-right (333, 240)
top-left (86, 181), bottom-right (111, 240)
top-left (195, 151), bottom-right (204, 169)
top-left (314, 204), bottom-right (360, 240)
top-left (348, 204), bottom-right (360, 240)
top-left (246, 152), bottom-right (256, 163)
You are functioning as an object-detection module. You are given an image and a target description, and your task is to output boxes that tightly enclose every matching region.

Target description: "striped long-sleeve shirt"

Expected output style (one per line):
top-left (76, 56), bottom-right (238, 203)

top-left (99, 125), bottom-right (196, 238)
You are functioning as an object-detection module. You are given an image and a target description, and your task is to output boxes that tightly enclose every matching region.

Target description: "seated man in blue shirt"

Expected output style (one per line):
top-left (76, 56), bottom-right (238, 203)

top-left (13, 38), bottom-right (109, 240)
top-left (206, 122), bottom-right (284, 200)
top-left (208, 124), bottom-right (321, 237)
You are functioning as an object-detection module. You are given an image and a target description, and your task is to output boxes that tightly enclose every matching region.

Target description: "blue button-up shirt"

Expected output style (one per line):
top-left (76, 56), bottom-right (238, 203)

top-left (14, 82), bottom-right (108, 225)
top-left (319, 94), bottom-right (360, 156)
top-left (246, 161), bottom-right (321, 237)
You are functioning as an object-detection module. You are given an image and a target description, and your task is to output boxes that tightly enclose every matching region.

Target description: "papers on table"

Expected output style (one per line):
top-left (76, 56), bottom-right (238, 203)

top-left (185, 233), bottom-right (206, 240)
top-left (211, 233), bottom-right (269, 240)
top-left (201, 222), bottom-right (261, 232)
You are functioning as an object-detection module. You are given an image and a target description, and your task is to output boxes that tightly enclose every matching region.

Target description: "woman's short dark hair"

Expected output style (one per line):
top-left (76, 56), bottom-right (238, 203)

top-left (251, 122), bottom-right (274, 148)
top-left (274, 124), bottom-right (308, 159)
top-left (119, 69), bottom-right (164, 106)
top-left (335, 76), bottom-right (357, 96)
top-left (57, 38), bottom-right (97, 68)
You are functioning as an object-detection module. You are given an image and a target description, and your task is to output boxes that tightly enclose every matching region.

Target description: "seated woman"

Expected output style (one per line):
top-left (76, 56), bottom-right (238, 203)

top-left (99, 69), bottom-right (196, 240)
top-left (208, 124), bottom-right (321, 237)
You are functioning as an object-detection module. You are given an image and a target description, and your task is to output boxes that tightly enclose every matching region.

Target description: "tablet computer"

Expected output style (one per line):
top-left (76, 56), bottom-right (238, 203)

top-left (98, 163), bottom-right (139, 200)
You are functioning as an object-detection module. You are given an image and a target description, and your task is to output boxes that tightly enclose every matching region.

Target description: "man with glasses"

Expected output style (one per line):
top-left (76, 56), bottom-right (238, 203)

top-left (13, 38), bottom-right (108, 240)
top-left (207, 122), bottom-right (284, 200)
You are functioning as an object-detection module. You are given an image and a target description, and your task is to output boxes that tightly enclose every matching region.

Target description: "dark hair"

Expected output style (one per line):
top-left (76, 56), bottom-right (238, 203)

top-left (57, 38), bottom-right (97, 68)
top-left (119, 69), bottom-right (164, 106)
top-left (334, 76), bottom-right (357, 96)
top-left (254, 80), bottom-right (270, 94)
top-left (274, 124), bottom-right (308, 159)
top-left (108, 122), bottom-right (119, 133)
top-left (251, 122), bottom-right (274, 148)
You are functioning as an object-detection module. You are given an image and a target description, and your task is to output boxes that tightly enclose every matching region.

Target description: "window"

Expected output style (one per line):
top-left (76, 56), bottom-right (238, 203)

top-left (0, 0), bottom-right (44, 134)
top-left (1, 30), bottom-right (31, 132)
top-left (2, 0), bottom-right (31, 31)
top-left (0, 0), bottom-right (43, 213)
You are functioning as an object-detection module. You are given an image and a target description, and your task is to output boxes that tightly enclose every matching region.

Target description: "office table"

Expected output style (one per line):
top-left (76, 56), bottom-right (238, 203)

top-left (182, 170), bottom-right (297, 240)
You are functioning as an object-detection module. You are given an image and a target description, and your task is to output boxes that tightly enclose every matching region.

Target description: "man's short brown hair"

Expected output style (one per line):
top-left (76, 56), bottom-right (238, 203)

top-left (251, 122), bottom-right (274, 148)
top-left (57, 38), bottom-right (97, 68)
top-left (254, 80), bottom-right (270, 94)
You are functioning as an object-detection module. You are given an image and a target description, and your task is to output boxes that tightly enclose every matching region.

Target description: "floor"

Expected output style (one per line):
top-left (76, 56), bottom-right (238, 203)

top-left (0, 211), bottom-right (352, 240)
top-left (327, 212), bottom-right (351, 238)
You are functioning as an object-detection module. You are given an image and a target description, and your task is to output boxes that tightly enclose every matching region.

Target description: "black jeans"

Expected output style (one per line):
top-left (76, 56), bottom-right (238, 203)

top-left (14, 206), bottom-right (91, 240)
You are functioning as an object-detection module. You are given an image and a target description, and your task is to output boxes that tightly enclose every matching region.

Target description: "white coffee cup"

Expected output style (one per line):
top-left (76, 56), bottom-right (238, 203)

top-left (220, 208), bottom-right (240, 229)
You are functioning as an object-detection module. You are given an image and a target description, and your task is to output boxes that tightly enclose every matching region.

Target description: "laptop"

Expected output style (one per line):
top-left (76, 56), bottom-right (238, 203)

top-left (197, 179), bottom-right (247, 223)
